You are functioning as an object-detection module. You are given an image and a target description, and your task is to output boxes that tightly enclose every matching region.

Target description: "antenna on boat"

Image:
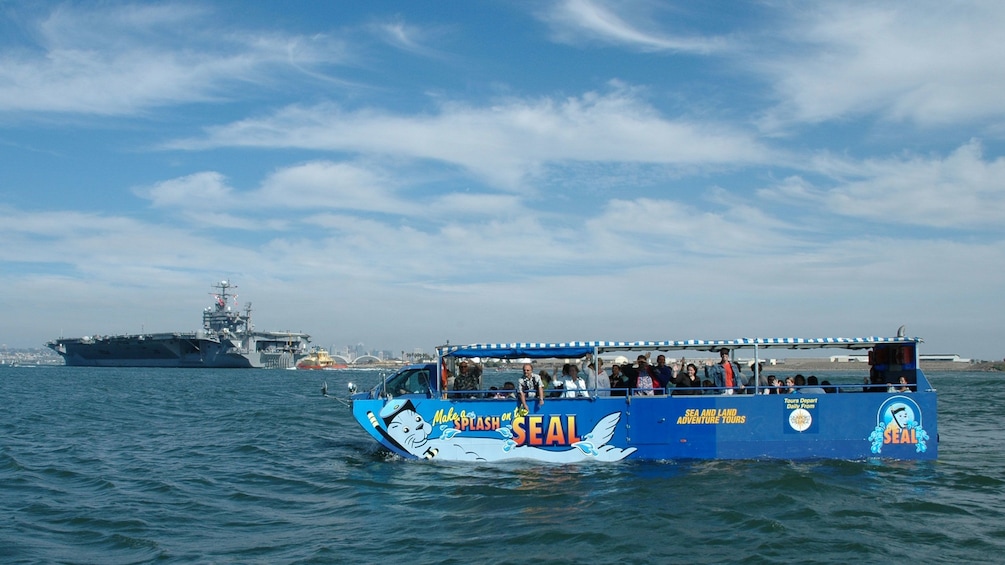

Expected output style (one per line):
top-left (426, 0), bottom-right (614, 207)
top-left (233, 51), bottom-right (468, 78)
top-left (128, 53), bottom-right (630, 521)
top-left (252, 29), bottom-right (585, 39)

top-left (897, 325), bottom-right (906, 337)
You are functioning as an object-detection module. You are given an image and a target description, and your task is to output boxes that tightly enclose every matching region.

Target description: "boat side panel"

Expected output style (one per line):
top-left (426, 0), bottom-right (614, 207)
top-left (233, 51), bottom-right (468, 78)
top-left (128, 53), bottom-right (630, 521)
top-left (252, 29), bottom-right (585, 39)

top-left (350, 391), bottom-right (937, 462)
top-left (628, 391), bottom-right (937, 460)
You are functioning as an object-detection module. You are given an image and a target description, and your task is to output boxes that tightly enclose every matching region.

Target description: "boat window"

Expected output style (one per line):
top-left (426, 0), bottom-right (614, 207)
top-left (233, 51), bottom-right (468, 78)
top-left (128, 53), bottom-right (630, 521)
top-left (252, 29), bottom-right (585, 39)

top-left (386, 368), bottom-right (431, 396)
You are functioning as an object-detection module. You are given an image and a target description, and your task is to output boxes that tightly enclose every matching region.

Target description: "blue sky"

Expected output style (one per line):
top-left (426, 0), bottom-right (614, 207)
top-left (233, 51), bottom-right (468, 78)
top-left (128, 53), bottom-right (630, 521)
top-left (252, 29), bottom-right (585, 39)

top-left (1, 1), bottom-right (1003, 359)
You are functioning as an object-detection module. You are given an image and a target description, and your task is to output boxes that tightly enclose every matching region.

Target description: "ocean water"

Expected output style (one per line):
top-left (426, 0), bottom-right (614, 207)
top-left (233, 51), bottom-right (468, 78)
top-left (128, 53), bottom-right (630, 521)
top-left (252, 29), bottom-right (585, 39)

top-left (2, 367), bottom-right (1004, 564)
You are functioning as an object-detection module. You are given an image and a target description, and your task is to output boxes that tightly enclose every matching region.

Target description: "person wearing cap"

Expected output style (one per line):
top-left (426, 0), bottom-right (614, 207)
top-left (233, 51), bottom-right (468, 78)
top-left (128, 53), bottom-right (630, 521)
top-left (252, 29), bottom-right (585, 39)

top-left (452, 359), bottom-right (482, 397)
top-left (705, 348), bottom-right (744, 395)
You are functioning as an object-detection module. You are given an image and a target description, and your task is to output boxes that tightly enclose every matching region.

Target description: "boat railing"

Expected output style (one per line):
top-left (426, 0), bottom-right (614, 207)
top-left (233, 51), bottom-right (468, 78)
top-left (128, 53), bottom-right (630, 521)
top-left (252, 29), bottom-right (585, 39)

top-left (437, 382), bottom-right (919, 399)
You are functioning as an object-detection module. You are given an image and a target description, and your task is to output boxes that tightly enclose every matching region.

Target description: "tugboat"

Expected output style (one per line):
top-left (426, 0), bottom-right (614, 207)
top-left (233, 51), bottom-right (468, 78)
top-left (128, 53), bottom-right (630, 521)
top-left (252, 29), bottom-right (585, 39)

top-left (47, 281), bottom-right (311, 368)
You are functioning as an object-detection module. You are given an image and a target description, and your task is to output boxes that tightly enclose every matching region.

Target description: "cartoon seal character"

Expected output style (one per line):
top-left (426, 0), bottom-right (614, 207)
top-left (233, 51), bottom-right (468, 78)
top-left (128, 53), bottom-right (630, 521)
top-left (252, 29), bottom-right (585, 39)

top-left (368, 400), bottom-right (636, 463)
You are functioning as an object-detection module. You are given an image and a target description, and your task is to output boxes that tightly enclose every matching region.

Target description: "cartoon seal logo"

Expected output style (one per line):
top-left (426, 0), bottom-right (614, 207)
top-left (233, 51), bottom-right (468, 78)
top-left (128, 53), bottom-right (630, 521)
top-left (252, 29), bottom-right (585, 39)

top-left (868, 396), bottom-right (930, 454)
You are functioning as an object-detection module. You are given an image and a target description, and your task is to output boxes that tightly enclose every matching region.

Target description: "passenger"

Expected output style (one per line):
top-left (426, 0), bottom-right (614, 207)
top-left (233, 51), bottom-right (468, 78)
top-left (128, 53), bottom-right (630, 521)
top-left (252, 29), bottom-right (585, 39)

top-left (653, 354), bottom-right (675, 394)
top-left (555, 363), bottom-right (589, 398)
top-left (610, 364), bottom-right (629, 397)
top-left (866, 368), bottom-right (886, 392)
top-left (452, 359), bottom-right (482, 397)
top-left (585, 358), bottom-right (611, 397)
top-left (793, 374), bottom-right (807, 393)
top-left (896, 375), bottom-right (912, 393)
top-left (764, 374), bottom-right (780, 394)
top-left (488, 386), bottom-right (505, 399)
top-left (705, 348), bottom-right (744, 395)
top-left (821, 380), bottom-right (835, 393)
top-left (517, 364), bottom-right (544, 413)
top-left (502, 381), bottom-right (517, 398)
top-left (801, 375), bottom-right (826, 395)
top-left (701, 379), bottom-right (715, 395)
top-left (631, 355), bottom-right (656, 396)
top-left (440, 366), bottom-right (452, 398)
top-left (544, 370), bottom-right (564, 398)
top-left (538, 370), bottom-right (553, 392)
top-left (672, 362), bottom-right (701, 395)
top-left (783, 376), bottom-right (796, 394)
top-left (619, 355), bottom-right (642, 391)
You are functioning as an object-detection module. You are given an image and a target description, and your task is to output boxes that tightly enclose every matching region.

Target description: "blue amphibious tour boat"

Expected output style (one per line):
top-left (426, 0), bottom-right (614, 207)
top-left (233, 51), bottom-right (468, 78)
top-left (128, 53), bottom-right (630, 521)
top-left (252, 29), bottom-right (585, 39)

top-left (349, 336), bottom-right (937, 463)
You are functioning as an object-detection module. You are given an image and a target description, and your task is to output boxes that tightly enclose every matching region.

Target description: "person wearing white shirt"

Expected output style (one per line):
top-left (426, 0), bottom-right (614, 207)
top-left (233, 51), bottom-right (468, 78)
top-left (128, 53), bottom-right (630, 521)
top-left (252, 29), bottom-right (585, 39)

top-left (555, 363), bottom-right (589, 398)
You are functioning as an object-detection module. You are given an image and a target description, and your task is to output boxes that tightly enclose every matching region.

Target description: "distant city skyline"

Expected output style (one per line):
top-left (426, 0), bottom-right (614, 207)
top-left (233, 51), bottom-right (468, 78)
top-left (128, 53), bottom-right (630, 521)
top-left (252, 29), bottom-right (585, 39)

top-left (2, 2), bottom-right (1004, 359)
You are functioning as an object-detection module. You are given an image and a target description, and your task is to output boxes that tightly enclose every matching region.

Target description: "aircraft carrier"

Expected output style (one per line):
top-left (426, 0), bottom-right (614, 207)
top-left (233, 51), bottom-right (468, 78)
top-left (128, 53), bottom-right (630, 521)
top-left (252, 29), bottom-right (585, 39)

top-left (47, 281), bottom-right (311, 369)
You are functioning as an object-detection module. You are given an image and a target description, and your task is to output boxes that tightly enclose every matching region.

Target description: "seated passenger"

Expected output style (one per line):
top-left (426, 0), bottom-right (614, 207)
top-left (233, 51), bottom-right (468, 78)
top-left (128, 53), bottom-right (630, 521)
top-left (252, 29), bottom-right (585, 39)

top-left (896, 375), bottom-right (912, 393)
top-left (502, 381), bottom-right (517, 398)
top-left (752, 373), bottom-right (771, 394)
top-left (801, 375), bottom-right (826, 395)
top-left (783, 376), bottom-right (796, 394)
top-left (793, 374), bottom-right (806, 392)
top-left (701, 379), bottom-right (715, 395)
top-left (763, 374), bottom-right (778, 394)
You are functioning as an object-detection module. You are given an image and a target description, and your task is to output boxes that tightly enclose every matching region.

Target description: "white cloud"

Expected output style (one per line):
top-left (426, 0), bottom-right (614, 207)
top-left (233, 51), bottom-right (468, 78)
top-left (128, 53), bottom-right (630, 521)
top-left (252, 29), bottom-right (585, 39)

top-left (0, 3), bottom-right (348, 116)
top-left (139, 171), bottom-right (234, 208)
top-left (258, 161), bottom-right (407, 214)
top-left (168, 86), bottom-right (772, 191)
top-left (762, 140), bottom-right (1005, 229)
top-left (370, 17), bottom-right (449, 59)
top-left (759, 2), bottom-right (1005, 128)
top-left (538, 0), bottom-right (727, 53)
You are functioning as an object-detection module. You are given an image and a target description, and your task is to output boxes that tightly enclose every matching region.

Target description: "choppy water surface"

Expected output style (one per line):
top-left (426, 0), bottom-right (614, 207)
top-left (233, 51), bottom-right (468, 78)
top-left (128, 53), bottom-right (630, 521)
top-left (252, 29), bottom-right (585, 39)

top-left (2, 367), bottom-right (1004, 564)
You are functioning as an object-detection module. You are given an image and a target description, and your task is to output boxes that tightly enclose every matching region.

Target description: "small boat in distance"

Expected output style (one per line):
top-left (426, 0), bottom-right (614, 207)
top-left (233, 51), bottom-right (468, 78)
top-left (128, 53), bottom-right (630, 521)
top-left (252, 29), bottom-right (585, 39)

top-left (296, 347), bottom-right (348, 370)
top-left (348, 335), bottom-right (937, 463)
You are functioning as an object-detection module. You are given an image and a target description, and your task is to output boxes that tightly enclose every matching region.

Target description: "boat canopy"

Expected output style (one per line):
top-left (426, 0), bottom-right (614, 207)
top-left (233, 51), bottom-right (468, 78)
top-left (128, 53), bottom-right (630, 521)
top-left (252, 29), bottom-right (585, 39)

top-left (439, 336), bottom-right (922, 359)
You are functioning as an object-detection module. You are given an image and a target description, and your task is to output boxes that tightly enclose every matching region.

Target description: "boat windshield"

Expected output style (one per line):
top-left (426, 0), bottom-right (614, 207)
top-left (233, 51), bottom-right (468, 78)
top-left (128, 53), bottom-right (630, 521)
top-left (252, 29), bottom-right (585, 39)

top-left (383, 367), bottom-right (433, 396)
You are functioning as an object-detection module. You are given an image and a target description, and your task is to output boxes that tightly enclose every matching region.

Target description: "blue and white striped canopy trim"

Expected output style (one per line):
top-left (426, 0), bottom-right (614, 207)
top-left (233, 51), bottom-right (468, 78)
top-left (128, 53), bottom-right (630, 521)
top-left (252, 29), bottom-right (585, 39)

top-left (438, 336), bottom-right (922, 358)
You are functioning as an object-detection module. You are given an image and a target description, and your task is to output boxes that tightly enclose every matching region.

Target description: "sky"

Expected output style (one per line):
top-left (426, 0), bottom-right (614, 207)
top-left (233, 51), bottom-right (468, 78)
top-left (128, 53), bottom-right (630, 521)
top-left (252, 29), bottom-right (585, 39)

top-left (1, 1), bottom-right (1003, 360)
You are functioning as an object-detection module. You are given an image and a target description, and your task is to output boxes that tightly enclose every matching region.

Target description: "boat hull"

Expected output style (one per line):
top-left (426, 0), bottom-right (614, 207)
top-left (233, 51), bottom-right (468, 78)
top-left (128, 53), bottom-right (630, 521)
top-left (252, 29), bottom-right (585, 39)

top-left (51, 334), bottom-right (299, 369)
top-left (351, 391), bottom-right (937, 462)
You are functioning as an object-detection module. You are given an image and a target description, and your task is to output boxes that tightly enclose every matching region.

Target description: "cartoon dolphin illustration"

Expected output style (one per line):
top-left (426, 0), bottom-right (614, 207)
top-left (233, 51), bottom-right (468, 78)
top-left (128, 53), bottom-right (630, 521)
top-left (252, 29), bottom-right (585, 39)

top-left (368, 400), bottom-right (636, 463)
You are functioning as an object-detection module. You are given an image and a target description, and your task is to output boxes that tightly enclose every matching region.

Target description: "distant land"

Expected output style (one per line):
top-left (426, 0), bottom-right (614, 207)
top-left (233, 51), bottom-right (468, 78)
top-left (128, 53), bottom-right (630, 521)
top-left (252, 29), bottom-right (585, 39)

top-left (770, 358), bottom-right (1004, 373)
top-left (2, 346), bottom-right (1003, 373)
